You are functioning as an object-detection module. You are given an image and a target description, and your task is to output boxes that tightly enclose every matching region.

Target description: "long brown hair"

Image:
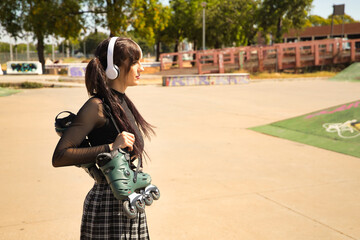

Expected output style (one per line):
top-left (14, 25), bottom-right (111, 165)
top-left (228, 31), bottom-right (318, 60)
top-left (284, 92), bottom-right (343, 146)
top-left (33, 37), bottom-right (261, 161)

top-left (85, 37), bottom-right (155, 159)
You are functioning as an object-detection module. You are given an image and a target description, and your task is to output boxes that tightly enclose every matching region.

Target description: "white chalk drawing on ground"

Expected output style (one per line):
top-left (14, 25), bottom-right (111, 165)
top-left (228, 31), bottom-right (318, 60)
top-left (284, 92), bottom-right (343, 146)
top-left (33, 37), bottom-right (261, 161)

top-left (323, 119), bottom-right (360, 139)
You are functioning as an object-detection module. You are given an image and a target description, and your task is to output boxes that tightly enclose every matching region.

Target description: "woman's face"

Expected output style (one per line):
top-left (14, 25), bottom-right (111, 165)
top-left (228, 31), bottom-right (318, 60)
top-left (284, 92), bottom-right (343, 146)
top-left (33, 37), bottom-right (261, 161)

top-left (123, 60), bottom-right (144, 87)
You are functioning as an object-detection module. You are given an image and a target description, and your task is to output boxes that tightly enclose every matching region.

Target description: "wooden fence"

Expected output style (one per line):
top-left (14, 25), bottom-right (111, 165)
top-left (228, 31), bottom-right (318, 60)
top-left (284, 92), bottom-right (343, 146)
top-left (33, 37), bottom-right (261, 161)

top-left (159, 38), bottom-right (360, 74)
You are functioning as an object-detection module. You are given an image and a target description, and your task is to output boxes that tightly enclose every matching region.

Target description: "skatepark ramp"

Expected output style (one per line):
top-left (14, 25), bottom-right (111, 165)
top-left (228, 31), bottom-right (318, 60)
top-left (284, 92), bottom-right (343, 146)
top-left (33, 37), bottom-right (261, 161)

top-left (330, 62), bottom-right (360, 81)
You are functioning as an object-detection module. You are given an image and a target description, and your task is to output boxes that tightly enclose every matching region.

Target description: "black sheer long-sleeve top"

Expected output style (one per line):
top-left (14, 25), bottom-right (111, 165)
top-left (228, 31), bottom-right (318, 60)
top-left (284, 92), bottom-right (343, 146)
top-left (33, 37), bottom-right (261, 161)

top-left (52, 90), bottom-right (143, 167)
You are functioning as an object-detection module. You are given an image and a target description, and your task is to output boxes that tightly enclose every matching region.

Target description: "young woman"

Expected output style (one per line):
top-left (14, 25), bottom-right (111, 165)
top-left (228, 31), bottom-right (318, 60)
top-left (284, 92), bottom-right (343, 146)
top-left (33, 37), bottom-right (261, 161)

top-left (52, 37), bottom-right (155, 239)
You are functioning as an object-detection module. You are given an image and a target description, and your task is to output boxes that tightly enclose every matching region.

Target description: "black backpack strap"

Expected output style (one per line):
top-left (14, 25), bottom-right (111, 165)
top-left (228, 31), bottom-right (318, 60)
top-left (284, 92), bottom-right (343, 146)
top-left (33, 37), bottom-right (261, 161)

top-left (102, 101), bottom-right (122, 135)
top-left (95, 96), bottom-right (143, 178)
top-left (92, 96), bottom-right (121, 134)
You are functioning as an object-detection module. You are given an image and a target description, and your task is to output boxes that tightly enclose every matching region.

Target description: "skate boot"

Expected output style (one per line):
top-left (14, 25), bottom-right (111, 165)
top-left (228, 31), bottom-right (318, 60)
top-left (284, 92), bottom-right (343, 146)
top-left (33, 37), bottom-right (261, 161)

top-left (96, 148), bottom-right (160, 219)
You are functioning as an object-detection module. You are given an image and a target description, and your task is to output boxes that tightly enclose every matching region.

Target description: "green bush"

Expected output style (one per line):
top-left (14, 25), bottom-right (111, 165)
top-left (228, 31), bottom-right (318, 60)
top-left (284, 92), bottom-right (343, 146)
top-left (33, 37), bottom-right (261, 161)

top-left (20, 82), bottom-right (44, 88)
top-left (0, 82), bottom-right (44, 89)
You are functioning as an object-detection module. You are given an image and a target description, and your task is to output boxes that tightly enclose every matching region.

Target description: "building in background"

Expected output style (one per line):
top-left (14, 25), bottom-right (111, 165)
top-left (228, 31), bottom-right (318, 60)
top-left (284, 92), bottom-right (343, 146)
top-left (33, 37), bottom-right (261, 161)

top-left (283, 22), bottom-right (360, 42)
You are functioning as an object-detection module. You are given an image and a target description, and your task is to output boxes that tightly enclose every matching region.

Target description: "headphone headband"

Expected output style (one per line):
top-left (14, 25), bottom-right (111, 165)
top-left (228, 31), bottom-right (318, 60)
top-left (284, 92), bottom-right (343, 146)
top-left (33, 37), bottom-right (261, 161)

top-left (106, 37), bottom-right (119, 80)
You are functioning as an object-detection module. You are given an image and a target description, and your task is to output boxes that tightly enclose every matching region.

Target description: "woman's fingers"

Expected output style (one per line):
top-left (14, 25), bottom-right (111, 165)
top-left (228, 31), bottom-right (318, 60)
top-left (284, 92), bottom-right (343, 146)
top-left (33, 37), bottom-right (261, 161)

top-left (123, 134), bottom-right (135, 145)
top-left (112, 131), bottom-right (136, 151)
top-left (125, 138), bottom-right (134, 151)
top-left (121, 131), bottom-right (135, 151)
top-left (122, 131), bottom-right (135, 140)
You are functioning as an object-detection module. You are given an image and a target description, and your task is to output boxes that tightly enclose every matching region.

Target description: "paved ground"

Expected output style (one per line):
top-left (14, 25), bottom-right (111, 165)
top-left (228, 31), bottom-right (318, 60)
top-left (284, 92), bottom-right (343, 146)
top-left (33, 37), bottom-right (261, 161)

top-left (0, 78), bottom-right (360, 240)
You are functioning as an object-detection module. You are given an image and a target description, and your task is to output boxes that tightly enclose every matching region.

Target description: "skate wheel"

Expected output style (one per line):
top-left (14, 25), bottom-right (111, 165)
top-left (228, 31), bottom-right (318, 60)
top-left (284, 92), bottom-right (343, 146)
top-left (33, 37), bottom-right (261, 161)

top-left (144, 194), bottom-right (153, 206)
top-left (123, 201), bottom-right (137, 219)
top-left (136, 199), bottom-right (146, 213)
top-left (151, 189), bottom-right (160, 200)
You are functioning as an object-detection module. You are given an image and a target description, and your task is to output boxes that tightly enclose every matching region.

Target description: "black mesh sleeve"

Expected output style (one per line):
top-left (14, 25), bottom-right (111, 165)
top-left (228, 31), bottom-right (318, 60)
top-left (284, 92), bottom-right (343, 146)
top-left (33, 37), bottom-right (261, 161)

top-left (52, 98), bottom-right (109, 167)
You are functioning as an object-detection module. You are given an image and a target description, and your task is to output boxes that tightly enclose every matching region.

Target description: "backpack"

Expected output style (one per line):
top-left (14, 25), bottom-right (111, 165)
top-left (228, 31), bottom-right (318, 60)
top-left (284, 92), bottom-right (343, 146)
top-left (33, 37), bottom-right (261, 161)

top-left (54, 110), bottom-right (104, 183)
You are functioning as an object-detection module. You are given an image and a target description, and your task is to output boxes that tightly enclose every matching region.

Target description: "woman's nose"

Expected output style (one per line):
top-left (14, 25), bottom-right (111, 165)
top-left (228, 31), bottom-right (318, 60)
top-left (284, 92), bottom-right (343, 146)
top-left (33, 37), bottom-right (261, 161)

top-left (139, 63), bottom-right (144, 72)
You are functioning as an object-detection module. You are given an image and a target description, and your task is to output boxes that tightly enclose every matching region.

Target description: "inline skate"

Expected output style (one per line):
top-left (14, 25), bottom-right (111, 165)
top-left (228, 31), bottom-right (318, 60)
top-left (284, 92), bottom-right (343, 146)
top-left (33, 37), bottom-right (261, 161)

top-left (96, 148), bottom-right (160, 219)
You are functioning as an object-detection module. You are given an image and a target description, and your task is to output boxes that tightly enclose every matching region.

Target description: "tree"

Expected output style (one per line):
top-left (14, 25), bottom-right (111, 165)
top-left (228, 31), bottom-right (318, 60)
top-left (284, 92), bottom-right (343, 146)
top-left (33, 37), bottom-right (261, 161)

top-left (167, 0), bottom-right (202, 51)
top-left (328, 14), bottom-right (358, 25)
top-left (205, 0), bottom-right (259, 48)
top-left (306, 15), bottom-right (327, 26)
top-left (166, 0), bottom-right (259, 52)
top-left (0, 42), bottom-right (10, 52)
top-left (152, 5), bottom-right (172, 61)
top-left (132, 0), bottom-right (171, 61)
top-left (305, 14), bottom-right (358, 27)
top-left (78, 31), bottom-right (108, 55)
top-left (0, 0), bottom-right (84, 71)
top-left (86, 0), bottom-right (133, 36)
top-left (258, 0), bottom-right (313, 43)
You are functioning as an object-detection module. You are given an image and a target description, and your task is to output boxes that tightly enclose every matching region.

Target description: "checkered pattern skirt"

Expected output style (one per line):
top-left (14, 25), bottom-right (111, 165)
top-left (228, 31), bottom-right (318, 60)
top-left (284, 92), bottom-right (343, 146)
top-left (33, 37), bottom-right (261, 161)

top-left (81, 183), bottom-right (150, 240)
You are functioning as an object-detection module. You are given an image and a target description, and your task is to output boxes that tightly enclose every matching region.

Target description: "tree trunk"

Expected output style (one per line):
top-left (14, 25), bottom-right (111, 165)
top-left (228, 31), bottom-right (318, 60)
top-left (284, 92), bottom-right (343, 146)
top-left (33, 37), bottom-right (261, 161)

top-left (215, 41), bottom-right (220, 49)
top-left (275, 17), bottom-right (283, 43)
top-left (193, 40), bottom-right (197, 51)
top-left (172, 39), bottom-right (178, 66)
top-left (191, 40), bottom-right (197, 67)
top-left (36, 33), bottom-right (45, 73)
top-left (247, 30), bottom-right (258, 46)
top-left (155, 40), bottom-right (160, 62)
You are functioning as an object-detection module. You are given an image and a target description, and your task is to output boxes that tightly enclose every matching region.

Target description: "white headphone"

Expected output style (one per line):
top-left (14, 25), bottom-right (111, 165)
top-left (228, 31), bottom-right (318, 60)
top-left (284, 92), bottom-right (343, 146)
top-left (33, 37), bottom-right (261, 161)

top-left (106, 37), bottom-right (119, 80)
top-left (105, 37), bottom-right (143, 80)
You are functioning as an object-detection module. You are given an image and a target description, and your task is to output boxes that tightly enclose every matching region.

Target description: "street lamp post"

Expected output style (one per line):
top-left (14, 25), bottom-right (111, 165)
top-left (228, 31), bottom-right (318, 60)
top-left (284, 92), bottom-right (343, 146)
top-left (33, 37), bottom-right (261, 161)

top-left (201, 2), bottom-right (207, 50)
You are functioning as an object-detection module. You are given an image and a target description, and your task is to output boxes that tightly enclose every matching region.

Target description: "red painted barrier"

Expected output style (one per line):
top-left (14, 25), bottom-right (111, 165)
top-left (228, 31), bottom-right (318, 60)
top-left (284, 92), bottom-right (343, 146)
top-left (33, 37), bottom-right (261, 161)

top-left (160, 38), bottom-right (360, 74)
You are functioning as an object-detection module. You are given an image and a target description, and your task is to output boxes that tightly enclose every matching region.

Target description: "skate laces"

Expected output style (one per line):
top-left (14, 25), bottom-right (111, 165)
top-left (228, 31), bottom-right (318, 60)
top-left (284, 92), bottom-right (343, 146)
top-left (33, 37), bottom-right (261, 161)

top-left (133, 156), bottom-right (142, 183)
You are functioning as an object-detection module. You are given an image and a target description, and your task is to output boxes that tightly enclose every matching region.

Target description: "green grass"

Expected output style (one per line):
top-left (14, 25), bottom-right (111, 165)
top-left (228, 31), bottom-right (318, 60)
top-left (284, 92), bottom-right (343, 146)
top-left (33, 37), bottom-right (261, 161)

top-left (249, 71), bottom-right (336, 79)
top-left (0, 87), bottom-right (20, 97)
top-left (230, 68), bottom-right (337, 79)
top-left (250, 100), bottom-right (360, 158)
top-left (330, 63), bottom-right (360, 82)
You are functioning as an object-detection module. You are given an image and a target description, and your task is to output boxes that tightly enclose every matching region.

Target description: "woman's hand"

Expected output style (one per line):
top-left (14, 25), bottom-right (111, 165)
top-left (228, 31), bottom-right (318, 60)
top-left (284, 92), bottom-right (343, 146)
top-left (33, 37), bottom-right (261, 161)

top-left (109, 131), bottom-right (135, 151)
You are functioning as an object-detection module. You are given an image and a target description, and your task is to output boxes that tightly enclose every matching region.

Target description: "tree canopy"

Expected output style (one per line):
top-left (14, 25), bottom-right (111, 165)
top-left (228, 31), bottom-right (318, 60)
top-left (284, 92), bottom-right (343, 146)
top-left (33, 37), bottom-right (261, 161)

top-left (1, 0), bottom-right (360, 64)
top-left (306, 14), bottom-right (358, 27)
top-left (258, 0), bottom-right (313, 43)
top-left (0, 0), bottom-right (84, 70)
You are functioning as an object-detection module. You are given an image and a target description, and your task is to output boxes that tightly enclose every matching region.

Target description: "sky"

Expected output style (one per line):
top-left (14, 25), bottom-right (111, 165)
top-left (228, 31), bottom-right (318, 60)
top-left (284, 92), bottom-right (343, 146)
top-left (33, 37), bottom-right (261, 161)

top-left (310, 0), bottom-right (360, 20)
top-left (1, 0), bottom-right (359, 44)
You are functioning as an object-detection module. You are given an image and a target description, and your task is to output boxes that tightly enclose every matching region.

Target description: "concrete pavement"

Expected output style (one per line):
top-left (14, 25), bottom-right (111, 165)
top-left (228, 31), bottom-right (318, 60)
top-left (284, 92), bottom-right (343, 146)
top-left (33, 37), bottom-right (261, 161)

top-left (0, 79), bottom-right (359, 239)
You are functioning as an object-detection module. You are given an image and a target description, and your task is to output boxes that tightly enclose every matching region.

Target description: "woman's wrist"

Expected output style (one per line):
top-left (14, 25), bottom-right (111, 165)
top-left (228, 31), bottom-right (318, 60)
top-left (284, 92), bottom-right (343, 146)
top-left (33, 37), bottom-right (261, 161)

top-left (108, 143), bottom-right (113, 152)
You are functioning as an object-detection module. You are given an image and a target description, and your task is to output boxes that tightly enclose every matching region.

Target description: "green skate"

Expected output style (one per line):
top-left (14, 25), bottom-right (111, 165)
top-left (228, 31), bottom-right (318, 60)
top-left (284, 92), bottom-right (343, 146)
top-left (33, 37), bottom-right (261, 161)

top-left (96, 149), bottom-right (160, 219)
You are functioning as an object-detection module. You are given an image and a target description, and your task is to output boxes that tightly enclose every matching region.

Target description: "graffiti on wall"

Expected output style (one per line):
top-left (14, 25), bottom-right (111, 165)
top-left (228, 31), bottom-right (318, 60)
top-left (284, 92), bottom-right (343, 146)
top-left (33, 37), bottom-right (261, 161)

top-left (6, 61), bottom-right (42, 74)
top-left (68, 66), bottom-right (87, 77)
top-left (323, 119), bottom-right (360, 138)
top-left (163, 74), bottom-right (249, 86)
top-left (11, 63), bottom-right (37, 73)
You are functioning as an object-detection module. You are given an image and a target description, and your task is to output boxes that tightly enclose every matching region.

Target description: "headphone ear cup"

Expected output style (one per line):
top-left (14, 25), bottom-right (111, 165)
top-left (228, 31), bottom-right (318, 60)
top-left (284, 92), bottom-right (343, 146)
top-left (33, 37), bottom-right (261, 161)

top-left (106, 65), bottom-right (119, 80)
top-left (114, 64), bottom-right (120, 78)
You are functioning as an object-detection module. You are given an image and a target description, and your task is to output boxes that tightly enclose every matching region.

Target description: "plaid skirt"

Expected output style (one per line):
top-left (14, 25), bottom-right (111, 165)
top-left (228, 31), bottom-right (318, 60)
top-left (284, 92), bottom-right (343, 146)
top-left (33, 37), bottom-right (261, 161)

top-left (81, 183), bottom-right (150, 240)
